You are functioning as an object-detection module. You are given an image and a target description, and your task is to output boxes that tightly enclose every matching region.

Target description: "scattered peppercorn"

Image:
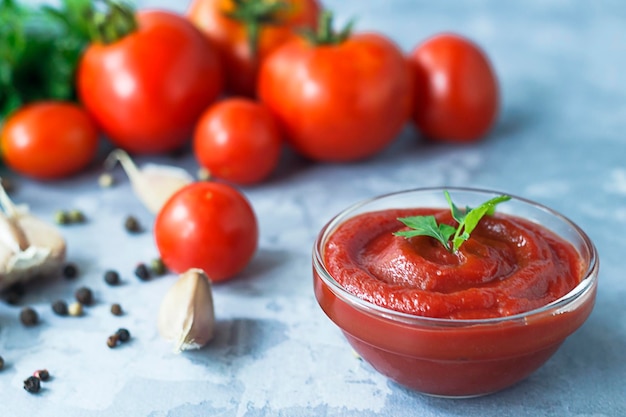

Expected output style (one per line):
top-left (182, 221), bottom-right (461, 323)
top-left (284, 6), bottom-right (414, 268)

top-left (55, 209), bottom-right (87, 225)
top-left (52, 300), bottom-right (69, 316)
top-left (23, 376), bottom-right (41, 393)
top-left (4, 282), bottom-right (25, 305)
top-left (63, 263), bottom-right (79, 279)
top-left (110, 303), bottom-right (123, 316)
top-left (150, 258), bottom-right (167, 276)
top-left (54, 210), bottom-right (71, 225)
top-left (124, 215), bottom-right (141, 233)
top-left (107, 334), bottom-right (119, 348)
top-left (104, 270), bottom-right (121, 286)
top-left (134, 263), bottom-right (150, 281)
top-left (4, 290), bottom-right (21, 305)
top-left (33, 369), bottom-right (50, 381)
top-left (19, 307), bottom-right (38, 326)
top-left (68, 302), bottom-right (83, 317)
top-left (116, 328), bottom-right (131, 343)
top-left (74, 286), bottom-right (93, 306)
top-left (68, 209), bottom-right (86, 223)
top-left (105, 327), bottom-right (133, 348)
top-left (0, 356), bottom-right (4, 370)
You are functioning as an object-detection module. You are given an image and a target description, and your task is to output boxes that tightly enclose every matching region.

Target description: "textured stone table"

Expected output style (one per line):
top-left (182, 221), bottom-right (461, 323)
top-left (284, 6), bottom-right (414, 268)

top-left (1, 0), bottom-right (625, 416)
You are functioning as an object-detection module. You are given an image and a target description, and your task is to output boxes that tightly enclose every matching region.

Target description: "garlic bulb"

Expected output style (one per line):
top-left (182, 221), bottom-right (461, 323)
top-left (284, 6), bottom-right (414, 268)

top-left (157, 268), bottom-right (216, 353)
top-left (105, 149), bottom-right (194, 214)
top-left (0, 179), bottom-right (66, 290)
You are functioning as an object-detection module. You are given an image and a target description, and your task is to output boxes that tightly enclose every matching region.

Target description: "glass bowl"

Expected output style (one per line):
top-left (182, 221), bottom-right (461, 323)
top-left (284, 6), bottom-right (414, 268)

top-left (313, 187), bottom-right (598, 398)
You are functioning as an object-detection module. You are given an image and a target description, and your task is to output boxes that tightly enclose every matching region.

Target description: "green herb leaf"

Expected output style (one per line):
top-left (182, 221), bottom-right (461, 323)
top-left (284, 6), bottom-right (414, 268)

top-left (452, 194), bottom-right (511, 251)
top-left (394, 215), bottom-right (456, 251)
top-left (444, 190), bottom-right (467, 224)
top-left (396, 190), bottom-right (511, 253)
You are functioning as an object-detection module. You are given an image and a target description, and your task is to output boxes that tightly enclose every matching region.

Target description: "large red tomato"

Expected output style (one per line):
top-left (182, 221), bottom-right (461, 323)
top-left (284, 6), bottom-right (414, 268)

top-left (1, 101), bottom-right (99, 180)
top-left (77, 10), bottom-right (223, 154)
top-left (193, 98), bottom-right (282, 185)
top-left (154, 181), bottom-right (258, 283)
top-left (408, 33), bottom-right (499, 142)
top-left (187, 0), bottom-right (320, 97)
top-left (257, 17), bottom-right (412, 162)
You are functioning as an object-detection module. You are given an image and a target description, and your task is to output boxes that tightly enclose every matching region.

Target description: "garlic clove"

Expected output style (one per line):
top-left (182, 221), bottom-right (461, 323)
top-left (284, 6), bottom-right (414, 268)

top-left (157, 268), bottom-right (216, 353)
top-left (0, 183), bottom-right (29, 252)
top-left (105, 149), bottom-right (194, 214)
top-left (0, 211), bottom-right (29, 253)
top-left (0, 178), bottom-right (66, 291)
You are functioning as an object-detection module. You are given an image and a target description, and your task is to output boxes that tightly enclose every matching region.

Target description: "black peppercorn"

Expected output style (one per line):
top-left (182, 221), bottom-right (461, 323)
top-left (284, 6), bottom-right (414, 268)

top-left (4, 282), bottom-right (25, 305)
top-left (34, 369), bottom-right (50, 381)
top-left (63, 263), bottom-right (79, 279)
top-left (75, 286), bottom-right (94, 306)
top-left (104, 270), bottom-right (121, 286)
top-left (4, 291), bottom-right (21, 305)
top-left (116, 328), bottom-right (131, 343)
top-left (19, 307), bottom-right (38, 326)
top-left (134, 263), bottom-right (150, 281)
top-left (124, 215), bottom-right (141, 233)
top-left (23, 376), bottom-right (41, 393)
top-left (110, 303), bottom-right (123, 316)
top-left (52, 300), bottom-right (68, 316)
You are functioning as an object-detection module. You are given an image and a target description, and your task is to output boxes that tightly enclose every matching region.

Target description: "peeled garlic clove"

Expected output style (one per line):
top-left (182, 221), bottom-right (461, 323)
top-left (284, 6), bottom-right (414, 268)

top-left (105, 149), bottom-right (194, 214)
top-left (157, 268), bottom-right (216, 353)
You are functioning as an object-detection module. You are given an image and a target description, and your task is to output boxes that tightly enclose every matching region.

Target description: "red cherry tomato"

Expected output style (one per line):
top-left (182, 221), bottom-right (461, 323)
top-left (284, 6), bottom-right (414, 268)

top-left (154, 181), bottom-right (258, 282)
top-left (187, 0), bottom-right (320, 96)
top-left (77, 10), bottom-right (223, 154)
top-left (1, 101), bottom-right (99, 180)
top-left (258, 22), bottom-right (412, 162)
top-left (193, 98), bottom-right (282, 185)
top-left (408, 33), bottom-right (499, 142)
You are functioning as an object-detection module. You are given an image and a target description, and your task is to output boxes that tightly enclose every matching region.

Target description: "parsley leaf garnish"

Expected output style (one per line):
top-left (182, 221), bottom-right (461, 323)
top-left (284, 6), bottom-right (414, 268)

top-left (394, 190), bottom-right (511, 253)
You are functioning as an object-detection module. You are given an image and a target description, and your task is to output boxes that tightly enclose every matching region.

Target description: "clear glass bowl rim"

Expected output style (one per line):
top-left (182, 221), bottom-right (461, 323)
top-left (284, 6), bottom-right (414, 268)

top-left (313, 186), bottom-right (599, 328)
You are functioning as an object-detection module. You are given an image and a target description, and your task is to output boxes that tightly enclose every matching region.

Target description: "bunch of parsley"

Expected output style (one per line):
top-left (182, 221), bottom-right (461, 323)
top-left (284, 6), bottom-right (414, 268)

top-left (0, 0), bottom-right (94, 119)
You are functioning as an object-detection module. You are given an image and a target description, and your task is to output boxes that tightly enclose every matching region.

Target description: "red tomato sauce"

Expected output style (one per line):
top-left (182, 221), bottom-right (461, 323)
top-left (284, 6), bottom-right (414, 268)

top-left (324, 208), bottom-right (583, 319)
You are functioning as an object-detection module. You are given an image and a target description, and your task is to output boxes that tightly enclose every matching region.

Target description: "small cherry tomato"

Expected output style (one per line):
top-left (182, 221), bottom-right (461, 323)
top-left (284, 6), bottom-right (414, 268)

top-left (408, 33), bottom-right (499, 142)
top-left (193, 98), bottom-right (282, 185)
top-left (1, 101), bottom-right (99, 180)
top-left (187, 0), bottom-right (320, 96)
top-left (77, 9), bottom-right (223, 154)
top-left (154, 181), bottom-right (258, 282)
top-left (257, 12), bottom-right (412, 162)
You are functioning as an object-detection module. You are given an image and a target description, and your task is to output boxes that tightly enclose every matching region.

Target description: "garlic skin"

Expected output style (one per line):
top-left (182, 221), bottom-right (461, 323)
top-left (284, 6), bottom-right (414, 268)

top-left (0, 179), bottom-right (66, 290)
top-left (105, 149), bottom-right (194, 214)
top-left (157, 268), bottom-right (216, 353)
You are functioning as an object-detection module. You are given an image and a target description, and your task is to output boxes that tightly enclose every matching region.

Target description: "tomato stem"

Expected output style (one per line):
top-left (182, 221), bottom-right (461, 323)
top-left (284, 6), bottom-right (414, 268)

top-left (87, 0), bottom-right (137, 45)
top-left (300, 10), bottom-right (353, 46)
top-left (224, 0), bottom-right (290, 57)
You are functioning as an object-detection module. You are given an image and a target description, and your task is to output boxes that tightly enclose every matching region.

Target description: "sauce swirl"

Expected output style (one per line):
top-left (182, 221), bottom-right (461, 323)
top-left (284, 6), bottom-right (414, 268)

top-left (324, 208), bottom-right (583, 319)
